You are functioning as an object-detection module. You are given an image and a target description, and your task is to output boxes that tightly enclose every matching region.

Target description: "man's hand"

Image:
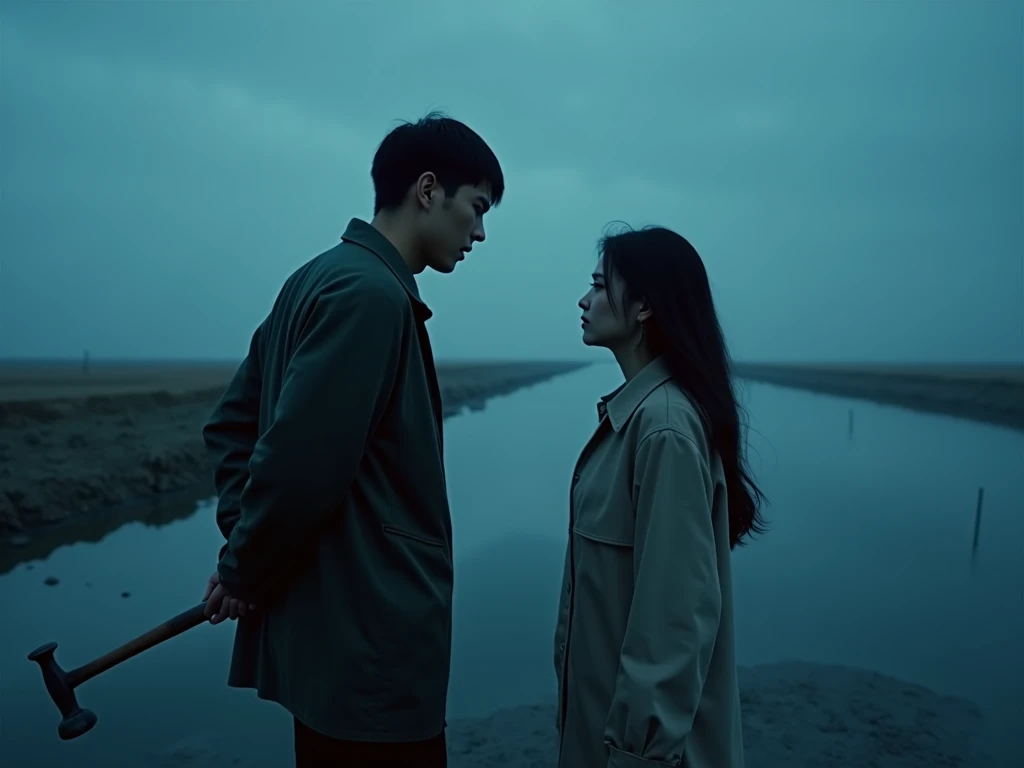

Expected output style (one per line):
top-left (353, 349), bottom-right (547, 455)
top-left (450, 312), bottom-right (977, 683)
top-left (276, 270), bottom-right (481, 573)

top-left (202, 570), bottom-right (256, 625)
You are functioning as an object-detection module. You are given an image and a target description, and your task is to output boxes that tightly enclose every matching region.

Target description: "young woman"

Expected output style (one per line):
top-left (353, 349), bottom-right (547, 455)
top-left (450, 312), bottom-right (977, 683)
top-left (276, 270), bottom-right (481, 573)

top-left (553, 224), bottom-right (767, 768)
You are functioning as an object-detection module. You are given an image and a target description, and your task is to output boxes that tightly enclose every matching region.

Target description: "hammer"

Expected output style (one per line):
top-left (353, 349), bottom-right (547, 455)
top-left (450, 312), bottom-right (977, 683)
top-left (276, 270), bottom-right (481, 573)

top-left (27, 601), bottom-right (209, 740)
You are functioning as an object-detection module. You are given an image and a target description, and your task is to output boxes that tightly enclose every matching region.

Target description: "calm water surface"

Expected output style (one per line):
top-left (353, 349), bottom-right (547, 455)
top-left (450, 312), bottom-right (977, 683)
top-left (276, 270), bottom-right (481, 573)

top-left (1, 363), bottom-right (1021, 767)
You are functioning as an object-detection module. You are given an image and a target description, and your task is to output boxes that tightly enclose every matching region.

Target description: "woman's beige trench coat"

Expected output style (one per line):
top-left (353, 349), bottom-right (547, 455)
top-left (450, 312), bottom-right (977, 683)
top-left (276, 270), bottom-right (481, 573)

top-left (553, 357), bottom-right (745, 768)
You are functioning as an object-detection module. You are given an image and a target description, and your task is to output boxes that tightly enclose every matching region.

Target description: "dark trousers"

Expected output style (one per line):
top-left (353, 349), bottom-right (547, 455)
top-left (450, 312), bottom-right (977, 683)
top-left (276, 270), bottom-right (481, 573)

top-left (293, 718), bottom-right (447, 767)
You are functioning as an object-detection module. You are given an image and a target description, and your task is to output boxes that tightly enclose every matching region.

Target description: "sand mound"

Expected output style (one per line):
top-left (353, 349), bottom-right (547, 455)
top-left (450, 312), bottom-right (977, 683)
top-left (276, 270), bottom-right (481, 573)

top-left (149, 662), bottom-right (989, 767)
top-left (734, 662), bottom-right (987, 767)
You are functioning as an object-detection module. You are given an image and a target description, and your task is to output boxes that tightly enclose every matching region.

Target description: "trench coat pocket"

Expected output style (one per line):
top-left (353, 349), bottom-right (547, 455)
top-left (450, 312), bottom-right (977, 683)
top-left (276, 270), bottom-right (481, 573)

top-left (572, 506), bottom-right (635, 549)
top-left (571, 516), bottom-right (635, 590)
top-left (571, 487), bottom-right (635, 549)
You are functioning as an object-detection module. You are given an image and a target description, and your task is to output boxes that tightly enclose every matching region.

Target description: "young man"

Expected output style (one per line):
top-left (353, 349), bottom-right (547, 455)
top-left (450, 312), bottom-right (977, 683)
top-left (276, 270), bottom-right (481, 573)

top-left (200, 112), bottom-right (504, 767)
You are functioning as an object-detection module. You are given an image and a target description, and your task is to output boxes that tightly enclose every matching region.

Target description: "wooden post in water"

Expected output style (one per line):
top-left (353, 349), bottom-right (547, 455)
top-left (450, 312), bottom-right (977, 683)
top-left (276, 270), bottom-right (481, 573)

top-left (971, 487), bottom-right (985, 559)
top-left (82, 350), bottom-right (90, 374)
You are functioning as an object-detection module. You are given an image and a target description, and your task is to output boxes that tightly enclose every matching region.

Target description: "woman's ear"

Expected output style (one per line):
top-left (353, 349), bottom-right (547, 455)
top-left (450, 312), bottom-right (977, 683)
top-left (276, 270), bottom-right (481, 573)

top-left (637, 301), bottom-right (653, 324)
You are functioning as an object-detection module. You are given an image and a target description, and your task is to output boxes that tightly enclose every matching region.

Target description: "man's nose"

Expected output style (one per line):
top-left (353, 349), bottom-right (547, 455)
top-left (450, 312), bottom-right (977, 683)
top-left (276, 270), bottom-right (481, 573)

top-left (472, 223), bottom-right (486, 243)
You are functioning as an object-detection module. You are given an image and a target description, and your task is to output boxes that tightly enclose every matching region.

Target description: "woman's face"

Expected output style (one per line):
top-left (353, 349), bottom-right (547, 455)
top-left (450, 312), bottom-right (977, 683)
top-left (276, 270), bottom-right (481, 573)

top-left (578, 255), bottom-right (642, 350)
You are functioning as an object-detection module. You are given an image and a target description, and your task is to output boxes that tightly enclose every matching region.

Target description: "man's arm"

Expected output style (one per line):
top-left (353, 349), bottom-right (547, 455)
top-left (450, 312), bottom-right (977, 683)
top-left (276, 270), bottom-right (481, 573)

top-left (216, 275), bottom-right (404, 604)
top-left (603, 428), bottom-right (722, 768)
top-left (202, 325), bottom-right (264, 558)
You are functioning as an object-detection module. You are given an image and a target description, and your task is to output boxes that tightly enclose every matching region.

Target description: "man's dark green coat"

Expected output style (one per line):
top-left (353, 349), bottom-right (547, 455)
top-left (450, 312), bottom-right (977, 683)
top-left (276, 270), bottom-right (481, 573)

top-left (202, 218), bottom-right (452, 742)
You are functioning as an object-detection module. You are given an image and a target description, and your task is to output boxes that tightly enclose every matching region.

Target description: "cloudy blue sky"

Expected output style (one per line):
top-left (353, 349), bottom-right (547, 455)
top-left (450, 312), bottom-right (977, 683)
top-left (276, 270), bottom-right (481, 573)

top-left (1, 1), bottom-right (1020, 363)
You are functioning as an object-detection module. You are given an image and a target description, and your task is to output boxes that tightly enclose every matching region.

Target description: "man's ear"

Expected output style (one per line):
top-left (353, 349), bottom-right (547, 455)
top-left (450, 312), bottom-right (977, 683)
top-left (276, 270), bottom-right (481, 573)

top-left (415, 172), bottom-right (438, 209)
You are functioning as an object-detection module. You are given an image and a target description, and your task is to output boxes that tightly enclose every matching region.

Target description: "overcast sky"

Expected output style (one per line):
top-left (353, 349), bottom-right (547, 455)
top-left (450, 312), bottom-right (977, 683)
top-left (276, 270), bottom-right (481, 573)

top-left (1, 1), bottom-right (1021, 363)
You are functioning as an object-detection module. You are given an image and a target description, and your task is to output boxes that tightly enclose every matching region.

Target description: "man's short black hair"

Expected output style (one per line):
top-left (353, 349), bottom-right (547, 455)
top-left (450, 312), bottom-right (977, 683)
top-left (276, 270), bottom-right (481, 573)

top-left (370, 111), bottom-right (505, 215)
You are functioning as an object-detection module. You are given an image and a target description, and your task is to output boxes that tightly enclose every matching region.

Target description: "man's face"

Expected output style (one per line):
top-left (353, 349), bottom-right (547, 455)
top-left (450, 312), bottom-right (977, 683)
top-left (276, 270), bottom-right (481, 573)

top-left (578, 255), bottom-right (642, 350)
top-left (419, 181), bottom-right (491, 273)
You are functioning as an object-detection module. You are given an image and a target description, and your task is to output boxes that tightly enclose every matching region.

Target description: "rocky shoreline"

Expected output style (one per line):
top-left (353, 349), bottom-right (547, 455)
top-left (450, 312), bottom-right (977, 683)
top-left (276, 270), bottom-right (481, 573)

top-left (0, 360), bottom-right (589, 541)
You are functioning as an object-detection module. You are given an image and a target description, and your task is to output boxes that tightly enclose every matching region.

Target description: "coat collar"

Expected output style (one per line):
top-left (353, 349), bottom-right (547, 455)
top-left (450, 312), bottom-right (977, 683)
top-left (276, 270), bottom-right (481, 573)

top-left (340, 218), bottom-right (432, 320)
top-left (597, 357), bottom-right (673, 431)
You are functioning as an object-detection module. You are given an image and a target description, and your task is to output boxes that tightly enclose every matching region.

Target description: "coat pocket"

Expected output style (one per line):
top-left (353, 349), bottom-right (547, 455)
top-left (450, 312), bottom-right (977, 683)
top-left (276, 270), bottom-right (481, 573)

top-left (572, 477), bottom-right (635, 548)
top-left (571, 525), bottom-right (634, 548)
top-left (571, 522), bottom-right (636, 612)
top-left (572, 506), bottom-right (635, 548)
top-left (381, 523), bottom-right (446, 548)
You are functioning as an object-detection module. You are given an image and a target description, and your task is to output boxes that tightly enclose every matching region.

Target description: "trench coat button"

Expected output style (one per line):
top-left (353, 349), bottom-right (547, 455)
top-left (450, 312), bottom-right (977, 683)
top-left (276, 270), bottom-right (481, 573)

top-left (559, 642), bottom-right (565, 651)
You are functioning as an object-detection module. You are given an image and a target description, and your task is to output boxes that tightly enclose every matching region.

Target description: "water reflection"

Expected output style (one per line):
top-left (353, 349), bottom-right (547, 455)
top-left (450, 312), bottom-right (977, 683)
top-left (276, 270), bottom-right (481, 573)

top-left (0, 506), bottom-right (576, 767)
top-left (731, 379), bottom-right (1024, 763)
top-left (448, 534), bottom-right (566, 718)
top-left (0, 490), bottom-right (209, 576)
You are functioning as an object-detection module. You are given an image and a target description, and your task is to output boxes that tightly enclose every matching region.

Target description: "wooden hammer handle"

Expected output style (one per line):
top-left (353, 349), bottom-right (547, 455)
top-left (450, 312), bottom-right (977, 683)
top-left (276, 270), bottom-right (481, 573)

top-left (68, 602), bottom-right (209, 688)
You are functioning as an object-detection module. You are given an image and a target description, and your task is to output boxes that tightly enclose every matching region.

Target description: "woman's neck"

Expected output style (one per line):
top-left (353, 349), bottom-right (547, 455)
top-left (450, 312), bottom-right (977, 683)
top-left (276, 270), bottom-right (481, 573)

top-left (613, 345), bottom-right (655, 382)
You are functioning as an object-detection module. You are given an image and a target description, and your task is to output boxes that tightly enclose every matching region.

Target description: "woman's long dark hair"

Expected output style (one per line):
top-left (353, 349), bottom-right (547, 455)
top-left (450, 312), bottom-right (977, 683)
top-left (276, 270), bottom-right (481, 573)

top-left (600, 223), bottom-right (768, 548)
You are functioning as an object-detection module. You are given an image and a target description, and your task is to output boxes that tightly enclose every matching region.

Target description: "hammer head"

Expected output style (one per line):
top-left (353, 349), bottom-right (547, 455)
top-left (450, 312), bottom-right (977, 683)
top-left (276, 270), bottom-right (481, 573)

top-left (27, 641), bottom-right (98, 740)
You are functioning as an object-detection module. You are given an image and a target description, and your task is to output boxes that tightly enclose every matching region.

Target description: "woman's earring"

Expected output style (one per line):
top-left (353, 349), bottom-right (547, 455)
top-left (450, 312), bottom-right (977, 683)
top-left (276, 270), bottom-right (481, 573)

top-left (634, 321), bottom-right (645, 351)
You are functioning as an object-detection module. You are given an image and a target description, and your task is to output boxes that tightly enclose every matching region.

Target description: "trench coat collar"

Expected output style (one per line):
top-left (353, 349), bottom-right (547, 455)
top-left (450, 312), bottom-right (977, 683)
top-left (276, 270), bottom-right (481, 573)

top-left (340, 218), bottom-right (432, 320)
top-left (597, 357), bottom-right (672, 431)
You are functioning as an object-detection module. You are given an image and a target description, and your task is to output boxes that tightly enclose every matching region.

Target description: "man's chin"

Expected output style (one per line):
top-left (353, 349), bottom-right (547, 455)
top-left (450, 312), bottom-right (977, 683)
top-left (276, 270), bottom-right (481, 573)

top-left (427, 259), bottom-right (457, 274)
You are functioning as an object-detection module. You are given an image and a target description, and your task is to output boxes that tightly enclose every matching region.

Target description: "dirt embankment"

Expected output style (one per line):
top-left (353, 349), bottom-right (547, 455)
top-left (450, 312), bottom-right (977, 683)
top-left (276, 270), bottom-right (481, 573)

top-left (0, 361), bottom-right (589, 539)
top-left (734, 362), bottom-right (1024, 431)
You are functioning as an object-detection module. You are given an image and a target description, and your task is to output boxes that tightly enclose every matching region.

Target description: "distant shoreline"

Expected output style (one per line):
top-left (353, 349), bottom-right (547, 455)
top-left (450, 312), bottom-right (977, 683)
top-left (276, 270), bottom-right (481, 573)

top-left (0, 360), bottom-right (589, 545)
top-left (734, 362), bottom-right (1024, 432)
top-left (4, 358), bottom-right (1020, 547)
